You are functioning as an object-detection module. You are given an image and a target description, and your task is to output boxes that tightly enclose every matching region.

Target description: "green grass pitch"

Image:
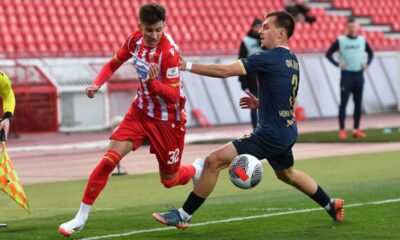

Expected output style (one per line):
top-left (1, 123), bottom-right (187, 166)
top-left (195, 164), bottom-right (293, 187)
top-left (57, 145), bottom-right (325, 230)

top-left (1, 150), bottom-right (399, 240)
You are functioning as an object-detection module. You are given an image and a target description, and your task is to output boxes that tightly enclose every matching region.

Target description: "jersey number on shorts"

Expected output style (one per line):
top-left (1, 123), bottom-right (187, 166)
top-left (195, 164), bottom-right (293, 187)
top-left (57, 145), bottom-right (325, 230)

top-left (167, 148), bottom-right (180, 164)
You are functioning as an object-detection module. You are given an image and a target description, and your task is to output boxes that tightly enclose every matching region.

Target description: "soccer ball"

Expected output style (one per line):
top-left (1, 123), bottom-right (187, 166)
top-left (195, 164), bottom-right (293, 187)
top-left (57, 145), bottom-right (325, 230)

top-left (228, 154), bottom-right (263, 189)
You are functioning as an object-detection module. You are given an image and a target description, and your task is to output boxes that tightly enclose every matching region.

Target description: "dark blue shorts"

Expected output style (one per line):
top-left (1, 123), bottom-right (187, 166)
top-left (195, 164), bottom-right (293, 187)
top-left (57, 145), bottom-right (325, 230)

top-left (232, 128), bottom-right (296, 170)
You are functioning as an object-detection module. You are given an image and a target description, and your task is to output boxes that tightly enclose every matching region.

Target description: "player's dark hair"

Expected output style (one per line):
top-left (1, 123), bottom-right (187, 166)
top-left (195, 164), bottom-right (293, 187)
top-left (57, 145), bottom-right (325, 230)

top-left (139, 3), bottom-right (166, 25)
top-left (346, 16), bottom-right (356, 23)
top-left (266, 11), bottom-right (295, 39)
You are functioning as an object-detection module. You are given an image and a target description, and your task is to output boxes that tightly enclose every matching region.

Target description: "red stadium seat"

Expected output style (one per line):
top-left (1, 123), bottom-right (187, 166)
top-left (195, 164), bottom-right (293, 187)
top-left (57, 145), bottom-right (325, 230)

top-left (0, 0), bottom-right (398, 58)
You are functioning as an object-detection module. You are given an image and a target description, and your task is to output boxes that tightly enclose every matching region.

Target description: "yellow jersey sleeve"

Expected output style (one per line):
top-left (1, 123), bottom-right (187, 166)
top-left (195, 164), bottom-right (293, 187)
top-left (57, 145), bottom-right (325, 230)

top-left (0, 71), bottom-right (16, 115)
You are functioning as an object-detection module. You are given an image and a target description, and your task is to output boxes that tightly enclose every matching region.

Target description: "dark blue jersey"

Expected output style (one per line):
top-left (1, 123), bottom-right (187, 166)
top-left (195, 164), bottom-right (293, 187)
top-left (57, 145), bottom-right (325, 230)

top-left (240, 47), bottom-right (299, 142)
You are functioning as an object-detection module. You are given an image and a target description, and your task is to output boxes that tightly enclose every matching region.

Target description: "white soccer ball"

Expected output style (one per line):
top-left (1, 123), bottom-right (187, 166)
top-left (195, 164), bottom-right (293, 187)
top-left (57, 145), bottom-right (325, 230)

top-left (229, 154), bottom-right (263, 189)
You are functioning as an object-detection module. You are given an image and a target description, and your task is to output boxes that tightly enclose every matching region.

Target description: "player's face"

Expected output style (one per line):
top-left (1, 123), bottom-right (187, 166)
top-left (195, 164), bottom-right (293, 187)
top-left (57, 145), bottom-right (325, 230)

top-left (347, 22), bottom-right (358, 36)
top-left (139, 21), bottom-right (165, 48)
top-left (259, 17), bottom-right (281, 50)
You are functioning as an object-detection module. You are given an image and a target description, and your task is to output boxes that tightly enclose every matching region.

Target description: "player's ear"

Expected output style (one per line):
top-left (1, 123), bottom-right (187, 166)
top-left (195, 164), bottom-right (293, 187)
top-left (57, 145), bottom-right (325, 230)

top-left (279, 28), bottom-right (286, 40)
top-left (138, 22), bottom-right (143, 31)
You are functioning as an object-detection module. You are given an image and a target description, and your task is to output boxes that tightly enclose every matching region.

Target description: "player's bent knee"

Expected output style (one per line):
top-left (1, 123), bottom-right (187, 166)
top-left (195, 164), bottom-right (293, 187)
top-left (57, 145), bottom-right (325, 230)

top-left (204, 155), bottom-right (224, 172)
top-left (277, 175), bottom-right (293, 185)
top-left (275, 170), bottom-right (294, 185)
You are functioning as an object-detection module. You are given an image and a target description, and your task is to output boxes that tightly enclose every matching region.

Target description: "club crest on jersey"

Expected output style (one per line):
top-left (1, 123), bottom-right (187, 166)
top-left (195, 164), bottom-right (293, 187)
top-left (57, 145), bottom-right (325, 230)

top-left (169, 48), bottom-right (175, 56)
top-left (167, 67), bottom-right (179, 79)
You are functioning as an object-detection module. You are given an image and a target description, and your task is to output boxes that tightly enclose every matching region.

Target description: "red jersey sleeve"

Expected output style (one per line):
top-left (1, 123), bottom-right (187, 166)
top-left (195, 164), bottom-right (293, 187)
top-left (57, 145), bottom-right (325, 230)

top-left (160, 47), bottom-right (181, 85)
top-left (93, 32), bottom-right (140, 87)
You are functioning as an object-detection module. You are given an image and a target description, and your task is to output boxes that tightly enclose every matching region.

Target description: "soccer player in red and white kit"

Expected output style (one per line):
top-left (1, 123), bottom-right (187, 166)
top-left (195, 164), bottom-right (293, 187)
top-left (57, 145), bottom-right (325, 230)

top-left (58, 3), bottom-right (204, 237)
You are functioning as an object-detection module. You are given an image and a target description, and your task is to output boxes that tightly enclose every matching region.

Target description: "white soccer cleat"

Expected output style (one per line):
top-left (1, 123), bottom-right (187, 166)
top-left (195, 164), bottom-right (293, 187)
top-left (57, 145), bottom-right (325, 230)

top-left (58, 217), bottom-right (85, 237)
top-left (192, 158), bottom-right (205, 186)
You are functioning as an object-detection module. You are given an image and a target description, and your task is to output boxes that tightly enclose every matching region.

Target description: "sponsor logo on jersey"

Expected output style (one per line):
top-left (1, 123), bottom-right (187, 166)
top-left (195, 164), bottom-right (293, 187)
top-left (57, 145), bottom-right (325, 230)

top-left (167, 67), bottom-right (179, 79)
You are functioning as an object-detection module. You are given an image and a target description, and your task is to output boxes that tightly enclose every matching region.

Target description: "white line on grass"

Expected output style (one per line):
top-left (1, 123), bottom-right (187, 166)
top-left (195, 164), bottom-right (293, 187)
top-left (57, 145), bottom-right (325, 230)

top-left (80, 198), bottom-right (400, 240)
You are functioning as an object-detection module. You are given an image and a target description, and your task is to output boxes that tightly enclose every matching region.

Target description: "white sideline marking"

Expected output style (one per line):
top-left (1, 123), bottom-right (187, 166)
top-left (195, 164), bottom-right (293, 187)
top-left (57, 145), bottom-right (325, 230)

top-left (80, 198), bottom-right (400, 240)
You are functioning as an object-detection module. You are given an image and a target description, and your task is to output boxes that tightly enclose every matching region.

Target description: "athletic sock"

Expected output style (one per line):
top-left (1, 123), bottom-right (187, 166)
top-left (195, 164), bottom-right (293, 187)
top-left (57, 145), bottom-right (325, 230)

top-left (309, 185), bottom-right (331, 210)
top-left (178, 208), bottom-right (191, 221)
top-left (182, 191), bottom-right (206, 215)
top-left (75, 202), bottom-right (92, 221)
top-left (82, 150), bottom-right (121, 205)
top-left (324, 200), bottom-right (333, 211)
top-left (177, 165), bottom-right (196, 185)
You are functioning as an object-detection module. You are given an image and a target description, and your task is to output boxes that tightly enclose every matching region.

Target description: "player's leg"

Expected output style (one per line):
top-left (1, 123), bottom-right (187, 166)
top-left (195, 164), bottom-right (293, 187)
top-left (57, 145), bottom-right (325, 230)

top-left (82, 140), bottom-right (133, 205)
top-left (152, 142), bottom-right (238, 229)
top-left (59, 106), bottom-right (143, 237)
top-left (58, 140), bottom-right (133, 237)
top-left (272, 151), bottom-right (343, 222)
top-left (192, 143), bottom-right (237, 197)
top-left (352, 75), bottom-right (366, 138)
top-left (146, 119), bottom-right (200, 188)
top-left (338, 76), bottom-right (352, 138)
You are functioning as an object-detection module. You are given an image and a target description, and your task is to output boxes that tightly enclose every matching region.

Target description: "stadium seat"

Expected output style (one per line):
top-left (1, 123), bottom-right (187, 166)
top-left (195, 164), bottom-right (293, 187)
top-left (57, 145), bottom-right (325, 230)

top-left (0, 0), bottom-right (398, 58)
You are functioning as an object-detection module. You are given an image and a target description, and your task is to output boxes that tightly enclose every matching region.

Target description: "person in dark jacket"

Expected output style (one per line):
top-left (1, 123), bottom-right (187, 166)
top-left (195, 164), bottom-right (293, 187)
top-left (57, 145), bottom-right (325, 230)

top-left (238, 18), bottom-right (263, 129)
top-left (285, 0), bottom-right (316, 24)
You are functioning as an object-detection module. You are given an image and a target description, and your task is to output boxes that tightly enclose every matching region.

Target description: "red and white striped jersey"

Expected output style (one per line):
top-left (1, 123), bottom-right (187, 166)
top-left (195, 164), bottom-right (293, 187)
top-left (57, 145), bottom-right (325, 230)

top-left (115, 31), bottom-right (186, 122)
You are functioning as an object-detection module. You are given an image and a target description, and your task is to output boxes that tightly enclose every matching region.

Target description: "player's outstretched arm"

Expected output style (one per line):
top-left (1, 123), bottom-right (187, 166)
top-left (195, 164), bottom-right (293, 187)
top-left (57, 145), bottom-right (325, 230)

top-left (87, 56), bottom-right (124, 98)
top-left (181, 60), bottom-right (244, 79)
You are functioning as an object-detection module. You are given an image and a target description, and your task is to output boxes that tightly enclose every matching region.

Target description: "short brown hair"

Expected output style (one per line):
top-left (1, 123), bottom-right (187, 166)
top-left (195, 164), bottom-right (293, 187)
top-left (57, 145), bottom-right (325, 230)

top-left (139, 3), bottom-right (166, 25)
top-left (266, 11), bottom-right (296, 39)
top-left (346, 16), bottom-right (356, 23)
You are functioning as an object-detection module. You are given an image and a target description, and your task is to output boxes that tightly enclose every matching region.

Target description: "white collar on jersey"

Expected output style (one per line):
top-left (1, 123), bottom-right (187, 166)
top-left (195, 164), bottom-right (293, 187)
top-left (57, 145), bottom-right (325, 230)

top-left (276, 45), bottom-right (290, 50)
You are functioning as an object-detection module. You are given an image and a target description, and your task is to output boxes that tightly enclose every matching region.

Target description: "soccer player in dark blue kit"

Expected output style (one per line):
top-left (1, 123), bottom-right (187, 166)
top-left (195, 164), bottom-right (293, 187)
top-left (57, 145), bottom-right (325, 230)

top-left (153, 11), bottom-right (344, 229)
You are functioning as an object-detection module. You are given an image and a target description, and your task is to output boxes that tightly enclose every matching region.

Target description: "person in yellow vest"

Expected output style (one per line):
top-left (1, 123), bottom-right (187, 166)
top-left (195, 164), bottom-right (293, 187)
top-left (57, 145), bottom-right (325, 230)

top-left (0, 71), bottom-right (16, 228)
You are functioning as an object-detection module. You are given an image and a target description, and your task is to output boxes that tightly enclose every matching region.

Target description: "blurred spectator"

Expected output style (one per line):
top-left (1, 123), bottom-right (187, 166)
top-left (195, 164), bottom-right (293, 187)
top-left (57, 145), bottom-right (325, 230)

top-left (238, 18), bottom-right (263, 129)
top-left (325, 17), bottom-right (374, 139)
top-left (285, 0), bottom-right (316, 24)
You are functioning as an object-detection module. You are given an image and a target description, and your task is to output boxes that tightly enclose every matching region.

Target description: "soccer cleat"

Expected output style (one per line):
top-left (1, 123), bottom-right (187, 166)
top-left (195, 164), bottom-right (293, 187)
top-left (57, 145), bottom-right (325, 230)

top-left (191, 158), bottom-right (205, 186)
top-left (352, 130), bottom-right (367, 138)
top-left (339, 130), bottom-right (347, 139)
top-left (58, 217), bottom-right (85, 237)
top-left (152, 209), bottom-right (190, 229)
top-left (327, 198), bottom-right (344, 222)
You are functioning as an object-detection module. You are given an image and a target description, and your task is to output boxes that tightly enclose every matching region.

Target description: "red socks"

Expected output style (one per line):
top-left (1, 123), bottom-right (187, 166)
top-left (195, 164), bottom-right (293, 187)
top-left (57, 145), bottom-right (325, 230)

top-left (82, 150), bottom-right (195, 203)
top-left (82, 150), bottom-right (121, 205)
top-left (177, 165), bottom-right (196, 185)
top-left (161, 165), bottom-right (195, 188)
